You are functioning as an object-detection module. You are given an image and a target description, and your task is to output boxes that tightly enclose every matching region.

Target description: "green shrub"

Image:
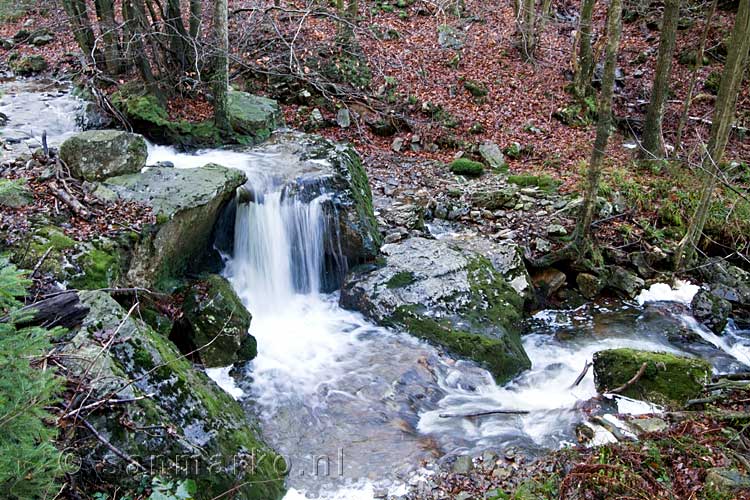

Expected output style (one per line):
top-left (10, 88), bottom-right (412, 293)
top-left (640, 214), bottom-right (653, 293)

top-left (0, 259), bottom-right (65, 498)
top-left (450, 158), bottom-right (484, 176)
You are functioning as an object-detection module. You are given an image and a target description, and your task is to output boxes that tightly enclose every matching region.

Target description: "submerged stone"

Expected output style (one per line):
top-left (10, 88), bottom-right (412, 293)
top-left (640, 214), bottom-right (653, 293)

top-left (60, 130), bottom-right (148, 181)
top-left (340, 237), bottom-right (530, 383)
top-left (62, 291), bottom-right (286, 499)
top-left (593, 348), bottom-right (711, 406)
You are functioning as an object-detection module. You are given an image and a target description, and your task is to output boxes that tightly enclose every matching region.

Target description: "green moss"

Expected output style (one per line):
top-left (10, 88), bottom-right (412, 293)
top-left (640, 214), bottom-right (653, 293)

top-left (450, 158), bottom-right (484, 177)
top-left (463, 79), bottom-right (489, 97)
top-left (464, 256), bottom-right (523, 333)
top-left (705, 70), bottom-right (721, 94)
top-left (508, 174), bottom-right (560, 192)
top-left (0, 178), bottom-right (32, 207)
top-left (386, 271), bottom-right (416, 289)
top-left (70, 248), bottom-right (121, 290)
top-left (341, 146), bottom-right (383, 252)
top-left (593, 348), bottom-right (711, 406)
top-left (389, 305), bottom-right (529, 383)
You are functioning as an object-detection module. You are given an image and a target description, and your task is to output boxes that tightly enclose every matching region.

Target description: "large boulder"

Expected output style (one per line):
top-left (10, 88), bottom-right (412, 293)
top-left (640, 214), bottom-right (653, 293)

top-left (60, 130), bottom-right (148, 181)
top-left (8, 53), bottom-right (47, 75)
top-left (176, 274), bottom-right (256, 367)
top-left (340, 237), bottom-right (530, 383)
top-left (227, 90), bottom-right (283, 142)
top-left (593, 348), bottom-right (711, 406)
top-left (698, 258), bottom-right (750, 323)
top-left (239, 132), bottom-right (381, 288)
top-left (104, 164), bottom-right (246, 289)
top-left (60, 291), bottom-right (286, 499)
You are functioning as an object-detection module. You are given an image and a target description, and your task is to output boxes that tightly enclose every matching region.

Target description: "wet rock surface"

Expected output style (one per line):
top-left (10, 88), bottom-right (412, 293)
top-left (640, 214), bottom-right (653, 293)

top-left (340, 236), bottom-right (530, 383)
top-left (59, 291), bottom-right (286, 499)
top-left (60, 130), bottom-right (148, 181)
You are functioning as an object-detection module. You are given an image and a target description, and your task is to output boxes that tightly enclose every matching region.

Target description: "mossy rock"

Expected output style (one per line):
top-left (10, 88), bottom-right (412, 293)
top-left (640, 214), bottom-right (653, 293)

top-left (111, 85), bottom-right (283, 148)
top-left (178, 274), bottom-right (255, 367)
top-left (63, 291), bottom-right (286, 499)
top-left (463, 79), bottom-right (488, 98)
top-left (59, 130), bottom-right (148, 181)
top-left (105, 164), bottom-right (247, 290)
top-left (593, 348), bottom-right (711, 406)
top-left (450, 158), bottom-right (484, 177)
top-left (0, 178), bottom-right (32, 207)
top-left (8, 53), bottom-right (47, 75)
top-left (341, 237), bottom-right (530, 383)
top-left (507, 174), bottom-right (560, 192)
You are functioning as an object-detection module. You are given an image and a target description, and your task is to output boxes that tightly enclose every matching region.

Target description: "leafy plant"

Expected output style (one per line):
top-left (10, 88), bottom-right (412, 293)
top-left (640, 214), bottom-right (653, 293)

top-left (148, 478), bottom-right (197, 500)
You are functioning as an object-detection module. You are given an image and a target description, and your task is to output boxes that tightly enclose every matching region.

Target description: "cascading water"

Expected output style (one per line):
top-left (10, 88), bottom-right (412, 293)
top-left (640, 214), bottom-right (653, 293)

top-left (141, 143), bottom-right (750, 499)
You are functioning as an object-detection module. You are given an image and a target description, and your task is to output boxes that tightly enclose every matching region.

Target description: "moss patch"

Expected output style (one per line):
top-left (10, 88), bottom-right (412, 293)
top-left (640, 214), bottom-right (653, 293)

top-left (507, 174), bottom-right (560, 192)
top-left (386, 271), bottom-right (416, 289)
top-left (450, 158), bottom-right (484, 177)
top-left (593, 348), bottom-right (711, 406)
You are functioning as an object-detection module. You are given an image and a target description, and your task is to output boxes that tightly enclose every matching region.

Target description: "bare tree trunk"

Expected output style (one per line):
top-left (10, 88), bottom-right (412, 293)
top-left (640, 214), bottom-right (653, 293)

top-left (675, 0), bottom-right (718, 152)
top-left (62, 0), bottom-right (97, 64)
top-left (212, 0), bottom-right (230, 132)
top-left (166, 0), bottom-right (190, 70)
top-left (674, 0), bottom-right (750, 271)
top-left (574, 0), bottom-right (596, 97)
top-left (123, 0), bottom-right (160, 97)
top-left (574, 0), bottom-right (623, 248)
top-left (94, 0), bottom-right (122, 74)
top-left (189, 0), bottom-right (202, 39)
top-left (641, 0), bottom-right (680, 158)
top-left (516, 0), bottom-right (537, 60)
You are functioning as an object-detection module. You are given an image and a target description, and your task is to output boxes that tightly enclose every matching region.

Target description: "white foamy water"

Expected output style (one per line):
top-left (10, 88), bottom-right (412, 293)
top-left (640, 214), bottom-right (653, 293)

top-left (146, 143), bottom-right (750, 499)
top-left (205, 366), bottom-right (245, 400)
top-left (636, 280), bottom-right (699, 305)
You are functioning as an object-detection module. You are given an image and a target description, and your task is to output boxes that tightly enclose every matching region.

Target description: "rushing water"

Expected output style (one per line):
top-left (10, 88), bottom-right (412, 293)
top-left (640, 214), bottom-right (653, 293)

top-left (3, 81), bottom-right (748, 499)
top-left (146, 145), bottom-right (750, 499)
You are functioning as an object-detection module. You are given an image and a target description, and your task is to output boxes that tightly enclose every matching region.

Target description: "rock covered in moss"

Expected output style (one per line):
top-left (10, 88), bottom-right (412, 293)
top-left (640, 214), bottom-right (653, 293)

top-left (178, 274), bottom-right (255, 367)
top-left (608, 266), bottom-right (645, 299)
top-left (691, 288), bottom-right (732, 335)
top-left (593, 348), bottom-right (711, 406)
top-left (60, 130), bottom-right (148, 181)
top-left (0, 178), bottom-right (32, 207)
top-left (340, 237), bottom-right (530, 383)
top-left (8, 53), bottom-right (47, 75)
top-left (61, 291), bottom-right (286, 499)
top-left (105, 164), bottom-right (246, 289)
top-left (111, 84), bottom-right (283, 148)
top-left (450, 158), bottom-right (484, 177)
top-left (227, 90), bottom-right (283, 142)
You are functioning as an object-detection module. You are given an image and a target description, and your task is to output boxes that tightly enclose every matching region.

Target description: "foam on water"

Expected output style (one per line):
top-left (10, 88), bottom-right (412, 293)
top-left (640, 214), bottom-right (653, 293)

top-left (205, 366), bottom-right (245, 400)
top-left (636, 280), bottom-right (700, 305)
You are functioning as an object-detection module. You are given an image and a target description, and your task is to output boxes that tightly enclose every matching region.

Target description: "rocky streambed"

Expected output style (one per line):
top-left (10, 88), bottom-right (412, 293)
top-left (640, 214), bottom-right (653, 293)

top-left (2, 80), bottom-right (750, 500)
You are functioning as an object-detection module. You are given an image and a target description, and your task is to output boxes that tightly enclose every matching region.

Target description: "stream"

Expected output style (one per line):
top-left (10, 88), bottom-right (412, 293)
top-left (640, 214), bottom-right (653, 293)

top-left (4, 81), bottom-right (750, 499)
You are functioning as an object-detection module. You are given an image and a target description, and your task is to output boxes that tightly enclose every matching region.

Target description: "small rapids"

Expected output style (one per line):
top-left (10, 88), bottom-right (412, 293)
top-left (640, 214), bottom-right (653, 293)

top-left (146, 145), bottom-right (750, 499)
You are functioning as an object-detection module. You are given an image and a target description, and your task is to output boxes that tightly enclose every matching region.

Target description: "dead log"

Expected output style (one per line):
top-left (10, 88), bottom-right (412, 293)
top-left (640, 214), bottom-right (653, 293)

top-left (5, 291), bottom-right (89, 330)
top-left (49, 180), bottom-right (90, 220)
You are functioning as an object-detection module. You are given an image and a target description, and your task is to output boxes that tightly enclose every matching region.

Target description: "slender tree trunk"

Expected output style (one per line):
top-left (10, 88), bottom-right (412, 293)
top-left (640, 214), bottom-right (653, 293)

top-left (517, 0), bottom-right (537, 60)
top-left (675, 0), bottom-right (718, 153)
top-left (674, 0), bottom-right (750, 271)
top-left (189, 0), bottom-right (202, 39)
top-left (166, 0), bottom-right (190, 70)
top-left (574, 0), bottom-right (623, 248)
top-left (123, 0), bottom-right (160, 97)
top-left (62, 0), bottom-right (97, 64)
top-left (94, 0), bottom-right (122, 74)
top-left (574, 0), bottom-right (597, 97)
top-left (212, 0), bottom-right (230, 132)
top-left (641, 0), bottom-right (680, 158)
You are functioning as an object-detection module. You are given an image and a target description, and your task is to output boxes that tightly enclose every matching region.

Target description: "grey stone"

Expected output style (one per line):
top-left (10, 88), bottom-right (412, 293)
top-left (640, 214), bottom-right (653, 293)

top-left (478, 142), bottom-right (507, 170)
top-left (706, 468), bottom-right (750, 490)
top-left (60, 130), bottom-right (147, 181)
top-left (608, 266), bottom-right (645, 298)
top-left (61, 291), bottom-right (285, 498)
top-left (691, 289), bottom-right (732, 335)
top-left (391, 137), bottom-right (404, 152)
top-left (535, 237), bottom-right (552, 253)
top-left (547, 223), bottom-right (567, 237)
top-left (577, 273), bottom-right (603, 299)
top-left (336, 108), bottom-right (351, 128)
top-left (340, 237), bottom-right (530, 383)
top-left (105, 163), bottom-right (246, 288)
top-left (437, 24), bottom-right (464, 49)
top-left (452, 455), bottom-right (473, 474)
top-left (227, 90), bottom-right (283, 140)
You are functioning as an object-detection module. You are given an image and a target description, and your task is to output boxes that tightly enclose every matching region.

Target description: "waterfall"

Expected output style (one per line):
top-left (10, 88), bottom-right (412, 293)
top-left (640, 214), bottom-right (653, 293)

top-left (227, 185), bottom-right (327, 310)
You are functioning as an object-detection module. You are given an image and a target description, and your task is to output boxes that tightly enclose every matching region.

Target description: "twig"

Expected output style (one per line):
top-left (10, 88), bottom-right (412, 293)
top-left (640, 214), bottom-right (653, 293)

top-left (81, 418), bottom-right (145, 471)
top-left (570, 360), bottom-right (592, 388)
top-left (61, 393), bottom-right (155, 420)
top-left (439, 409), bottom-right (530, 418)
top-left (609, 362), bottom-right (647, 394)
top-left (30, 246), bottom-right (53, 279)
top-left (49, 180), bottom-right (90, 220)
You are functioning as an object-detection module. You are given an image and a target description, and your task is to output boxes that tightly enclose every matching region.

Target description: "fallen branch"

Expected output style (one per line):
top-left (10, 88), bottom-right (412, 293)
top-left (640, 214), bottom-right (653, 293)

top-left (712, 372), bottom-right (750, 382)
top-left (30, 246), bottom-right (53, 279)
top-left (62, 393), bottom-right (155, 420)
top-left (49, 180), bottom-right (90, 220)
top-left (688, 115), bottom-right (749, 134)
top-left (609, 362), bottom-right (647, 395)
top-left (570, 360), bottom-right (592, 388)
top-left (81, 418), bottom-right (145, 471)
top-left (439, 409), bottom-right (530, 418)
